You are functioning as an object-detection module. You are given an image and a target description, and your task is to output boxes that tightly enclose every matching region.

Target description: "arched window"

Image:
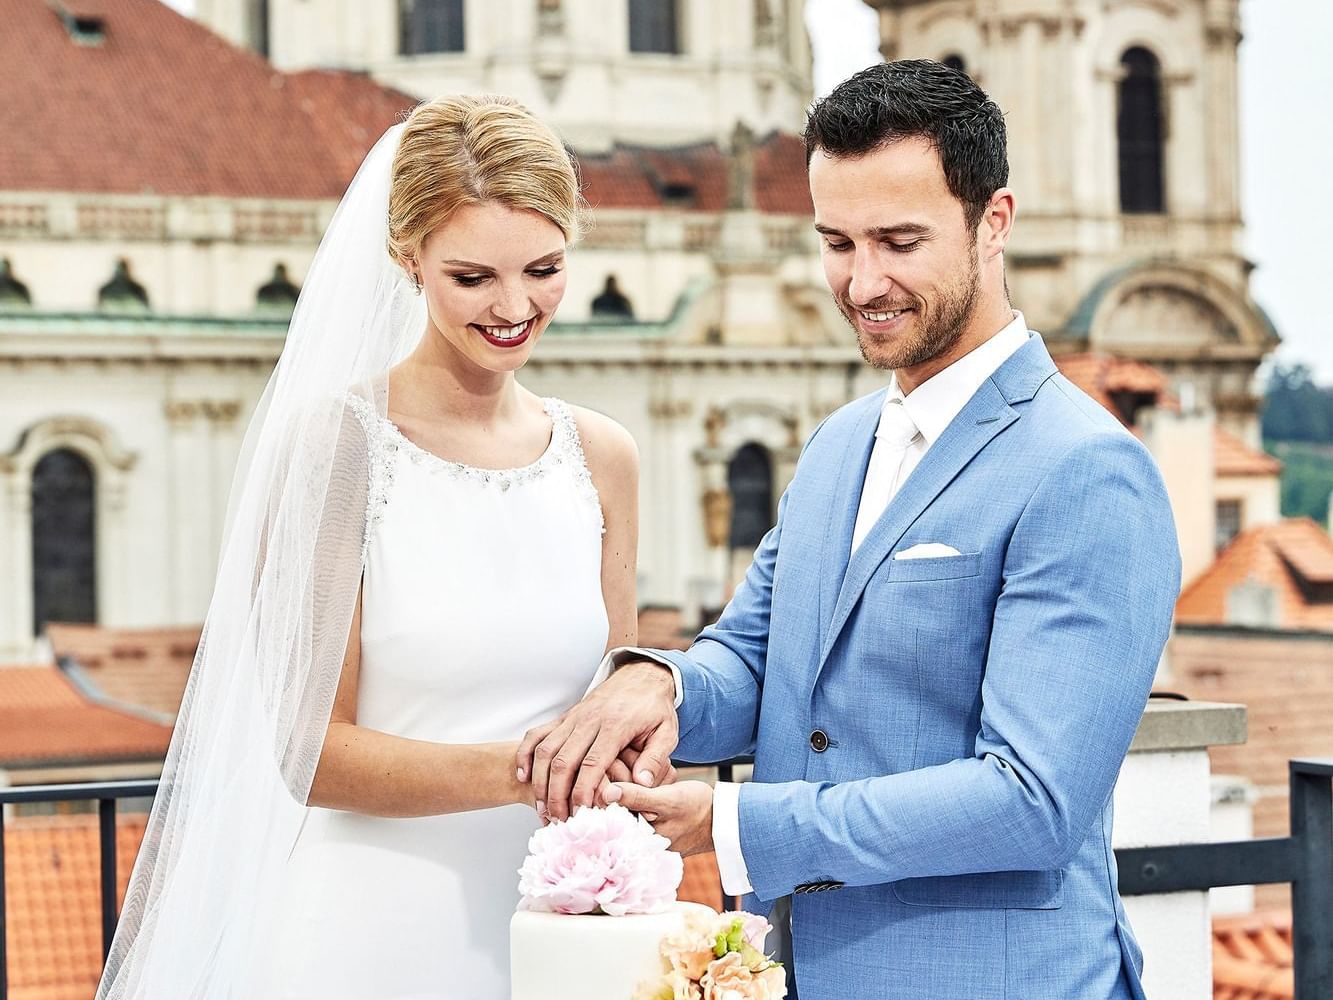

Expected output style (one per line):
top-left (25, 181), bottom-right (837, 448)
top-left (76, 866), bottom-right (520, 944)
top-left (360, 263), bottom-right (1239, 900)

top-left (1118, 46), bottom-right (1166, 214)
top-left (400, 0), bottom-right (465, 55)
top-left (941, 53), bottom-right (967, 75)
top-left (727, 443), bottom-right (773, 550)
top-left (629, 0), bottom-right (680, 54)
top-left (31, 449), bottom-right (97, 635)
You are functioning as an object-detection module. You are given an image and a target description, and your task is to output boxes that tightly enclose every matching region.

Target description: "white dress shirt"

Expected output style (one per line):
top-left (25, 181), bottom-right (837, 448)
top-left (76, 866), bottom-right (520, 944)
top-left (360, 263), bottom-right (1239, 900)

top-left (597, 313), bottom-right (1032, 896)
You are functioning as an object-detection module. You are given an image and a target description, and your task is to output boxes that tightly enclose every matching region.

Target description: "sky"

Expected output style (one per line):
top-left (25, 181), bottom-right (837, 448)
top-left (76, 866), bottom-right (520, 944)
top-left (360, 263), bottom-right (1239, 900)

top-left (162, 0), bottom-right (1331, 383)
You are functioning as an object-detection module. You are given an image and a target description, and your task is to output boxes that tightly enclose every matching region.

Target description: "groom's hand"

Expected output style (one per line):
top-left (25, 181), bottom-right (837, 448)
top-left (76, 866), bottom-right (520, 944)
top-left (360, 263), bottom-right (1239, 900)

top-left (516, 660), bottom-right (678, 822)
top-left (604, 780), bottom-right (715, 857)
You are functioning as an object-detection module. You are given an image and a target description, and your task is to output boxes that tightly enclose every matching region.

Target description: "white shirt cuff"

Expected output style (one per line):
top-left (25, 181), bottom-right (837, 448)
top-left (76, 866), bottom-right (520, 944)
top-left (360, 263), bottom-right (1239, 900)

top-left (711, 781), bottom-right (753, 896)
top-left (588, 646), bottom-right (684, 708)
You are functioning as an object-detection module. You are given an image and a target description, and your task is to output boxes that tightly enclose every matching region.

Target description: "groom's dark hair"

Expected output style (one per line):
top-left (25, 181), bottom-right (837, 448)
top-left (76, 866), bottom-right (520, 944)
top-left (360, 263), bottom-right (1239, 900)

top-left (803, 59), bottom-right (1008, 232)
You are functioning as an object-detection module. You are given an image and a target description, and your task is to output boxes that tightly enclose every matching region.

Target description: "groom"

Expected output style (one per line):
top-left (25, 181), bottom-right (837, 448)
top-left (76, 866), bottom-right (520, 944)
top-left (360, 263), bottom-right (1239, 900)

top-left (519, 61), bottom-right (1180, 999)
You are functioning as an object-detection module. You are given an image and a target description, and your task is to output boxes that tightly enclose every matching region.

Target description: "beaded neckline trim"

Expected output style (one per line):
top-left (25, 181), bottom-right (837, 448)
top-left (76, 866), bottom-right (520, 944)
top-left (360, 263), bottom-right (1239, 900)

top-left (345, 393), bottom-right (605, 560)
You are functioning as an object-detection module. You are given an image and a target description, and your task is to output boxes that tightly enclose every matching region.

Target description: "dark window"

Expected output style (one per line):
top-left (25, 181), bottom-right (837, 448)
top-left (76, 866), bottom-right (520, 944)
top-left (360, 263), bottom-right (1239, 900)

top-left (1118, 47), bottom-right (1166, 214)
top-left (31, 449), bottom-right (97, 636)
top-left (1215, 499), bottom-right (1242, 553)
top-left (1107, 389), bottom-right (1158, 428)
top-left (941, 53), bottom-right (967, 74)
top-left (0, 257), bottom-right (32, 306)
top-left (250, 0), bottom-right (270, 57)
top-left (257, 263), bottom-right (301, 313)
top-left (591, 275), bottom-right (634, 319)
top-left (400, 0), bottom-right (465, 55)
top-left (98, 258), bottom-right (149, 311)
top-left (629, 0), bottom-right (680, 54)
top-left (728, 443), bottom-right (773, 549)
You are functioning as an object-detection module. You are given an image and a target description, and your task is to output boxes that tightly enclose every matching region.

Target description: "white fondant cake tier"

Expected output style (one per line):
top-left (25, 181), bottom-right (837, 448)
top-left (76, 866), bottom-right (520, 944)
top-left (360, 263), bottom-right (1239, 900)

top-left (510, 901), bottom-right (715, 1000)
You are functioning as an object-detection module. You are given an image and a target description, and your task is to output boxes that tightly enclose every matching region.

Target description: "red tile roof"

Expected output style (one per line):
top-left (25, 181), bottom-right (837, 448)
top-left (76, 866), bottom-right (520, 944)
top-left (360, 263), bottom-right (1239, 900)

top-left (577, 134), bottom-right (812, 215)
top-left (0, 666), bottom-right (173, 767)
top-left (2, 813), bottom-right (148, 1000)
top-left (1176, 518), bottom-right (1333, 631)
top-left (1216, 428), bottom-right (1283, 477)
top-left (0, 0), bottom-right (416, 198)
top-left (1212, 911), bottom-right (1293, 1000)
top-left (0, 0), bottom-right (812, 216)
top-left (46, 623), bottom-right (198, 720)
top-left (1053, 352), bottom-right (1175, 427)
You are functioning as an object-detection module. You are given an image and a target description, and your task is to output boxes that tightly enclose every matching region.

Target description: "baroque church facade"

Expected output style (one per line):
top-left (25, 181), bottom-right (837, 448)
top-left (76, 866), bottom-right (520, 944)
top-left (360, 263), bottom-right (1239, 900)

top-left (0, 0), bottom-right (1277, 662)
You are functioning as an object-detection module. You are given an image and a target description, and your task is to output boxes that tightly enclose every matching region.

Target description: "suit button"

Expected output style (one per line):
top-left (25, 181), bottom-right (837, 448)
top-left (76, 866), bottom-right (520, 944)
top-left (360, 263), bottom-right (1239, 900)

top-left (810, 729), bottom-right (829, 753)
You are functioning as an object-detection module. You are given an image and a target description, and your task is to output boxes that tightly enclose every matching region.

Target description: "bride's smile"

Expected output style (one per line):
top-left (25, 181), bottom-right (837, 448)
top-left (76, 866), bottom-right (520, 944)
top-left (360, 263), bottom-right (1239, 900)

top-left (472, 315), bottom-right (538, 348)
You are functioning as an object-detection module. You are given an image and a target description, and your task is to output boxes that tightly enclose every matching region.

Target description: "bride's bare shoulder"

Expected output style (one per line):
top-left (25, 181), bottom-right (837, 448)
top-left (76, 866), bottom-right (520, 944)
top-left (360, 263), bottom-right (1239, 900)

top-left (565, 405), bottom-right (637, 469)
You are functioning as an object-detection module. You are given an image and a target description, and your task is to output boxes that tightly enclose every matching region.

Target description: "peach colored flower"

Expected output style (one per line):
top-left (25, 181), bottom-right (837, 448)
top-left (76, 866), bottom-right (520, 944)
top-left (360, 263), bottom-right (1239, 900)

top-left (700, 951), bottom-right (787, 1000)
top-left (660, 912), bottom-right (719, 980)
top-left (756, 965), bottom-right (787, 997)
top-left (667, 969), bottom-right (705, 1000)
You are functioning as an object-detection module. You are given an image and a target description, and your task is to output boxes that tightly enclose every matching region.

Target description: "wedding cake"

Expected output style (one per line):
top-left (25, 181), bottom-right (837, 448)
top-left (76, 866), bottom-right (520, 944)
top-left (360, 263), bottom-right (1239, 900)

top-left (510, 902), bottom-right (714, 999)
top-left (510, 804), bottom-right (786, 1000)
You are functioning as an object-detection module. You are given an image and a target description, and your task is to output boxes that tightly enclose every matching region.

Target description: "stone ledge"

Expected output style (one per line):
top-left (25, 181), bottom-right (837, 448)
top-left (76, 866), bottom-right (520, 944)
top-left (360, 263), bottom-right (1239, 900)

top-left (1129, 700), bottom-right (1247, 753)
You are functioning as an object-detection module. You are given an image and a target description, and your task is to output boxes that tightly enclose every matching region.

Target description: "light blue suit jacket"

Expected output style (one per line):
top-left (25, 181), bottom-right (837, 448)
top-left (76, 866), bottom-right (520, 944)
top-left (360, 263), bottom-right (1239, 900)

top-left (657, 334), bottom-right (1181, 1000)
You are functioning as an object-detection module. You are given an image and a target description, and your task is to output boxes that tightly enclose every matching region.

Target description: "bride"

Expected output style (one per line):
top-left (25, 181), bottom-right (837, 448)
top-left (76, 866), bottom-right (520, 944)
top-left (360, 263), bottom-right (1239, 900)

top-left (97, 96), bottom-right (641, 999)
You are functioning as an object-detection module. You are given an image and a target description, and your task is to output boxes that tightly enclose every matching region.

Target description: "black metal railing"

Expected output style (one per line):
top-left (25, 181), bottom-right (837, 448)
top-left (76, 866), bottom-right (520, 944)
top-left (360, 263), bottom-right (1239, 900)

top-left (1116, 758), bottom-right (1332, 996)
top-left (1, 760), bottom-right (1329, 998)
top-left (0, 779), bottom-right (158, 1000)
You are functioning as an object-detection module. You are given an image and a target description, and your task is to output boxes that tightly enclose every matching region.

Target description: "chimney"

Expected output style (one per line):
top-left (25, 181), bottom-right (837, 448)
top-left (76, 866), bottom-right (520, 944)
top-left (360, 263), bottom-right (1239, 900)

top-left (1225, 578), bottom-right (1279, 629)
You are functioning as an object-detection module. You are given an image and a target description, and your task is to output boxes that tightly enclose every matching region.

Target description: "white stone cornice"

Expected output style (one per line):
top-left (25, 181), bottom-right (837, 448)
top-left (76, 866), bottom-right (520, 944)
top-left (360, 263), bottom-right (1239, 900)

top-left (0, 192), bottom-right (335, 245)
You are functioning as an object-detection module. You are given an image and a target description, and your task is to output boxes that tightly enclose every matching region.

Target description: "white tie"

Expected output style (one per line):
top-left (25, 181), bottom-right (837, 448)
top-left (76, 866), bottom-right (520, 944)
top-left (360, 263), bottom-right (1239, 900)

top-left (851, 399), bottom-right (919, 552)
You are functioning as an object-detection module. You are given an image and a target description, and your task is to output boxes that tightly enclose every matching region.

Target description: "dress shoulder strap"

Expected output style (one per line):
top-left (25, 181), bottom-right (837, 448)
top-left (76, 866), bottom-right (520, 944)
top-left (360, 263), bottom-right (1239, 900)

top-left (544, 398), bottom-right (605, 535)
top-left (342, 390), bottom-right (396, 561)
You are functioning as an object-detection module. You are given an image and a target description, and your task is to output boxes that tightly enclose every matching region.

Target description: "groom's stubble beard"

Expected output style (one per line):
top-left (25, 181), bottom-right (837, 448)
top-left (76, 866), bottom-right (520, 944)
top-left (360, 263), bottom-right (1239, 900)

top-left (835, 239), bottom-right (983, 372)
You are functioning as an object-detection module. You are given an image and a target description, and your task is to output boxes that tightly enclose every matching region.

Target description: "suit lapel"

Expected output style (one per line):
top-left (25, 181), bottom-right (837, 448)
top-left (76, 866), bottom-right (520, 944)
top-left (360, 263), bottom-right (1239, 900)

top-left (816, 392), bottom-right (883, 659)
top-left (816, 379), bottom-right (1019, 674)
top-left (810, 332), bottom-right (1059, 679)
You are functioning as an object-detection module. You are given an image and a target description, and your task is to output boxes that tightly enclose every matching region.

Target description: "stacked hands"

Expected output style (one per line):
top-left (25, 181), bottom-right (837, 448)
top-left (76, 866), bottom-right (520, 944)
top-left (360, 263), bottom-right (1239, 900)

top-left (515, 660), bottom-right (715, 857)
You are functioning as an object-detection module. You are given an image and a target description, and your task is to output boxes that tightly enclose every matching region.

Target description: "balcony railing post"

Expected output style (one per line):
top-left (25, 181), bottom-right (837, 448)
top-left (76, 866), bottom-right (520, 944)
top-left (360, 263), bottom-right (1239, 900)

top-left (1, 807), bottom-right (8, 1000)
top-left (1290, 759), bottom-right (1333, 999)
top-left (98, 797), bottom-right (118, 962)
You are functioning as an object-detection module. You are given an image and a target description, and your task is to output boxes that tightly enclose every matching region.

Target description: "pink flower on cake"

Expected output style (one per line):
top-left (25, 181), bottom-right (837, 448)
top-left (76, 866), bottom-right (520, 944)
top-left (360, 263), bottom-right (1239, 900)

top-left (517, 803), bottom-right (684, 915)
top-left (739, 913), bottom-right (772, 951)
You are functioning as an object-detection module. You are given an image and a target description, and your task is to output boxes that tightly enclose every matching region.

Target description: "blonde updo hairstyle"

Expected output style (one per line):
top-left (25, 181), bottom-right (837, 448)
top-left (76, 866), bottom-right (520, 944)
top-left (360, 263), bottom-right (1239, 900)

top-left (387, 94), bottom-right (583, 277)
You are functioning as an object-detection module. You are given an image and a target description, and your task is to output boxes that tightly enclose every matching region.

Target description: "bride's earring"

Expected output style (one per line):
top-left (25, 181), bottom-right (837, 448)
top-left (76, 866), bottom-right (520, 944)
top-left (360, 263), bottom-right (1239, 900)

top-left (411, 272), bottom-right (423, 295)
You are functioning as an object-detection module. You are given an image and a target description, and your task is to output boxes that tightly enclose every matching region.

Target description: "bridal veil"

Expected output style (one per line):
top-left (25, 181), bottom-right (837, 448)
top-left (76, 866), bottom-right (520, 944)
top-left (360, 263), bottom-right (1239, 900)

top-left (96, 123), bottom-right (425, 998)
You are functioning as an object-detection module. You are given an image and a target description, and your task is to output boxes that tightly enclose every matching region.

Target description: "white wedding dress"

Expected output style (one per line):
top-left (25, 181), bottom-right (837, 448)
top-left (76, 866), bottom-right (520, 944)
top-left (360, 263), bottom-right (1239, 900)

top-left (251, 392), bottom-right (609, 999)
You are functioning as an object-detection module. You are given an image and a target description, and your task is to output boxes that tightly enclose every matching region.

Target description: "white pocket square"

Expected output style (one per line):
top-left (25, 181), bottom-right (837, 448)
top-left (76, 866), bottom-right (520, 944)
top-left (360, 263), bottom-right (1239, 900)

top-left (894, 542), bottom-right (962, 560)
